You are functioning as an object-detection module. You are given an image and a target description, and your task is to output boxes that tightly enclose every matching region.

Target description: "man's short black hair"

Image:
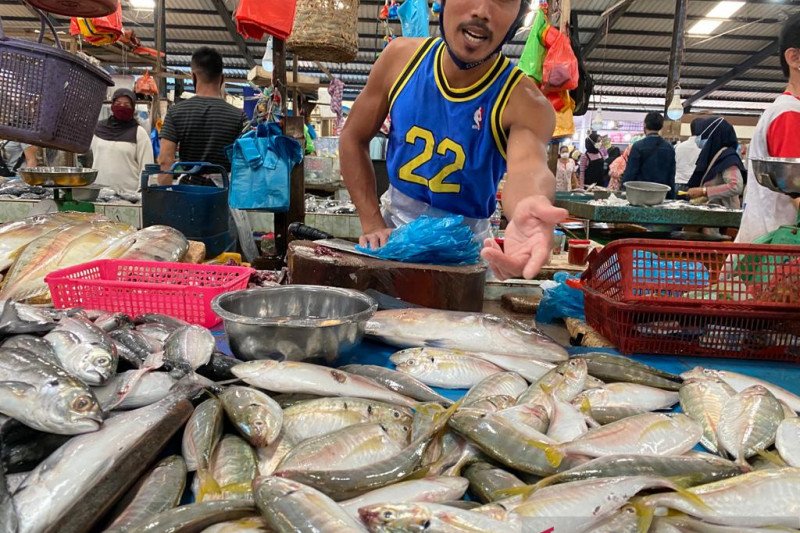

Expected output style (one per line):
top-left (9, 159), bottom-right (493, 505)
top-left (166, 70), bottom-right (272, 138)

top-left (644, 112), bottom-right (664, 132)
top-left (689, 117), bottom-right (704, 136)
top-left (191, 47), bottom-right (224, 83)
top-left (779, 12), bottom-right (800, 78)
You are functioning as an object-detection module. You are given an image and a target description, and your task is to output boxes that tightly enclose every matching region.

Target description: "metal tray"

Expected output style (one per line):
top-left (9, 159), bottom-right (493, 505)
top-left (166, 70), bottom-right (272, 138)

top-left (752, 157), bottom-right (800, 198)
top-left (19, 167), bottom-right (98, 187)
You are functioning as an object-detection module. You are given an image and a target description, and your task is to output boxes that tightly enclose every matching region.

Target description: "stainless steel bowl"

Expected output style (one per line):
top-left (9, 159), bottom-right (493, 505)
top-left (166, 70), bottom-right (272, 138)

top-left (624, 181), bottom-right (672, 206)
top-left (212, 286), bottom-right (377, 363)
top-left (19, 167), bottom-right (99, 187)
top-left (751, 157), bottom-right (800, 198)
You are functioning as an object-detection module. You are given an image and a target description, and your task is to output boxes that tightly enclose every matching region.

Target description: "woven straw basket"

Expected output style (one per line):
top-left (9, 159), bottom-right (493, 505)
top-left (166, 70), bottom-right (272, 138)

top-left (287, 0), bottom-right (359, 63)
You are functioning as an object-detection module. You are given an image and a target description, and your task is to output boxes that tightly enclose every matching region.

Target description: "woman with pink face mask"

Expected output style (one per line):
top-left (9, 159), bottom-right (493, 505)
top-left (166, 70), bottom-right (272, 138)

top-left (90, 88), bottom-right (154, 194)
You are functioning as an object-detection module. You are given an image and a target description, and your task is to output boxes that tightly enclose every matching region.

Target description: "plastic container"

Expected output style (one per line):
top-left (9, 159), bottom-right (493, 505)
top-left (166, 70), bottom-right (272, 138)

top-left (568, 239), bottom-right (591, 265)
top-left (45, 259), bottom-right (253, 328)
top-left (581, 239), bottom-right (800, 361)
top-left (553, 230), bottom-right (566, 255)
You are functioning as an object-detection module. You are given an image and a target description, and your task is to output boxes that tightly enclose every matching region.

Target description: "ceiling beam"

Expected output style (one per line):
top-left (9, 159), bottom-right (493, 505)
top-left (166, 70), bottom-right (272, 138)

top-left (582, 0), bottom-right (637, 56)
top-left (683, 40), bottom-right (781, 108)
top-left (208, 0), bottom-right (256, 67)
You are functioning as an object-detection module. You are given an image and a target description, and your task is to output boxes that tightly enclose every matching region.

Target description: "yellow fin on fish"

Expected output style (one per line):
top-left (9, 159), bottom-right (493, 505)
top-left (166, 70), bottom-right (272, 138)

top-left (196, 470), bottom-right (221, 502)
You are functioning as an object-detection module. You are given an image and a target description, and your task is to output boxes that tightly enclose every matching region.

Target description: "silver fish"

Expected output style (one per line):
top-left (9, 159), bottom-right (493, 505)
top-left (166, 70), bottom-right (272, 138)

top-left (359, 502), bottom-right (524, 532)
top-left (366, 309), bottom-right (568, 361)
top-left (256, 432), bottom-right (294, 477)
top-left (339, 477), bottom-right (469, 520)
top-left (0, 335), bottom-right (57, 364)
top-left (462, 372), bottom-right (529, 406)
top-left (0, 348), bottom-right (103, 435)
top-left (232, 360), bottom-right (417, 408)
top-left (682, 367), bottom-right (800, 413)
top-left (717, 385), bottom-right (784, 467)
top-left (199, 517), bottom-right (268, 533)
top-left (163, 325), bottom-right (215, 378)
top-left (575, 353), bottom-right (682, 391)
top-left (547, 395), bottom-right (589, 444)
top-left (129, 500), bottom-right (255, 533)
top-left (577, 382), bottom-right (679, 424)
top-left (105, 455), bottom-right (187, 532)
top-left (468, 352), bottom-right (555, 382)
top-left (339, 364), bottom-right (452, 404)
top-left (777, 417), bottom-right (800, 467)
top-left (202, 435), bottom-right (258, 502)
top-left (517, 358), bottom-right (588, 406)
top-left (92, 370), bottom-right (176, 411)
top-left (463, 462), bottom-right (526, 503)
top-left (254, 476), bottom-right (367, 532)
top-left (183, 397), bottom-right (224, 473)
top-left (390, 348), bottom-right (505, 389)
top-left (680, 377), bottom-right (737, 455)
top-left (44, 316), bottom-right (118, 386)
top-left (117, 225), bottom-right (189, 262)
top-left (220, 386), bottom-right (282, 448)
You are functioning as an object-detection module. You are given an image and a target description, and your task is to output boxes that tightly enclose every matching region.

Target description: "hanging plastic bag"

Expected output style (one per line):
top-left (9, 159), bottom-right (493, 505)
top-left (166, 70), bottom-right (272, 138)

top-left (552, 92), bottom-right (575, 138)
top-left (542, 29), bottom-right (579, 91)
top-left (236, 0), bottom-right (296, 41)
top-left (69, 1), bottom-right (123, 46)
top-left (135, 71), bottom-right (159, 96)
top-left (536, 272), bottom-right (585, 323)
top-left (518, 8), bottom-right (549, 83)
top-left (398, 0), bottom-right (430, 38)
top-left (226, 122), bottom-right (303, 212)
top-left (355, 215), bottom-right (481, 265)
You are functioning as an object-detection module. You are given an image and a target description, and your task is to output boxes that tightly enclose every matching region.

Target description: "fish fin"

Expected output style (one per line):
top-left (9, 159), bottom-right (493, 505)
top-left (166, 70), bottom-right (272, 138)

top-left (492, 485), bottom-right (536, 499)
top-left (196, 470), bottom-right (221, 502)
top-left (577, 396), bottom-right (592, 414)
top-left (539, 383), bottom-right (553, 395)
top-left (423, 339), bottom-right (449, 348)
top-left (736, 456), bottom-right (753, 473)
top-left (630, 499), bottom-right (655, 533)
top-left (531, 475), bottom-right (556, 491)
top-left (756, 449), bottom-right (787, 467)
top-left (0, 381), bottom-right (34, 397)
top-left (640, 419), bottom-right (676, 440)
top-left (219, 481), bottom-right (253, 495)
top-left (667, 474), bottom-right (703, 489)
top-left (404, 465), bottom-right (432, 481)
top-left (674, 487), bottom-right (712, 513)
top-left (527, 439), bottom-right (563, 468)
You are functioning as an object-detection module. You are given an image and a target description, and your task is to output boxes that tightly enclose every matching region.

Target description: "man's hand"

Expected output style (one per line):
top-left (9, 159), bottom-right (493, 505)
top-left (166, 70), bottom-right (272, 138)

top-left (359, 227), bottom-right (393, 250)
top-left (481, 195), bottom-right (568, 280)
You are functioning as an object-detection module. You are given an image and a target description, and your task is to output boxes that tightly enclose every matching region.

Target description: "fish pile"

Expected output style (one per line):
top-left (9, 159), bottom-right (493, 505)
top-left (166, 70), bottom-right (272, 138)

top-left (0, 212), bottom-right (188, 304)
top-left (0, 305), bottom-right (798, 532)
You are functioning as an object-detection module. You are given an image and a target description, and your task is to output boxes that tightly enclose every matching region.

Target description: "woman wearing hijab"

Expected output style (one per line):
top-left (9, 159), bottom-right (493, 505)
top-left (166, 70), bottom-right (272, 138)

top-left (685, 117), bottom-right (746, 209)
top-left (578, 132), bottom-right (605, 187)
top-left (90, 88), bottom-right (154, 194)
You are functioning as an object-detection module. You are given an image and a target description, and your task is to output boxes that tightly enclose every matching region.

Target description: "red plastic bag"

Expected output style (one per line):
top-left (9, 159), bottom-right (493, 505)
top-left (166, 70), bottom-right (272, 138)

top-left (69, 1), bottom-right (123, 45)
top-left (135, 70), bottom-right (158, 96)
top-left (235, 0), bottom-right (296, 41)
top-left (543, 30), bottom-right (579, 92)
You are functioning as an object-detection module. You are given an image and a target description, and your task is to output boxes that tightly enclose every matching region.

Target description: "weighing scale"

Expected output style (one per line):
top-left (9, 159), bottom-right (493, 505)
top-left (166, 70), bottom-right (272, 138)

top-left (18, 167), bottom-right (101, 214)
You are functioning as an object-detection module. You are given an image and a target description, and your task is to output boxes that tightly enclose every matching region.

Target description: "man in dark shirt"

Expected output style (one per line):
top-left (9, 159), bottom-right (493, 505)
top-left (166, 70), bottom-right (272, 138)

top-left (622, 112), bottom-right (677, 199)
top-left (158, 47), bottom-right (248, 183)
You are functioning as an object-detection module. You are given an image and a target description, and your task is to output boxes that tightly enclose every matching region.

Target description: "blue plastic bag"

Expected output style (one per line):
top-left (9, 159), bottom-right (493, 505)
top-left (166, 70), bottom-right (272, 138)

top-left (227, 122), bottom-right (303, 211)
top-left (632, 250), bottom-right (709, 296)
top-left (398, 0), bottom-right (430, 37)
top-left (536, 272), bottom-right (586, 324)
top-left (150, 128), bottom-right (160, 159)
top-left (355, 215), bottom-right (480, 265)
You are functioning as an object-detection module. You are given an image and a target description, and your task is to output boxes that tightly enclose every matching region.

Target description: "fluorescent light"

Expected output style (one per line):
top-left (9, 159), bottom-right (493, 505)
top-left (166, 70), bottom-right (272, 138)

top-left (706, 1), bottom-right (745, 19)
top-left (688, 19), bottom-right (723, 35)
top-left (129, 0), bottom-right (155, 9)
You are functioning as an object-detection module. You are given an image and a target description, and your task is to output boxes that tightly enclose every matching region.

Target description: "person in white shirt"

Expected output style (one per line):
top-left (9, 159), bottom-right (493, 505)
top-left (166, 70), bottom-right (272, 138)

top-left (90, 88), bottom-right (154, 194)
top-left (673, 117), bottom-right (703, 192)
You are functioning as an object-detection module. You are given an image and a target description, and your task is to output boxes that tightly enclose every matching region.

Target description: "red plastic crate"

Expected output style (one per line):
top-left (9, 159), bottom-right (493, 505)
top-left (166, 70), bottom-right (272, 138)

top-left (45, 260), bottom-right (253, 328)
top-left (581, 239), bottom-right (800, 361)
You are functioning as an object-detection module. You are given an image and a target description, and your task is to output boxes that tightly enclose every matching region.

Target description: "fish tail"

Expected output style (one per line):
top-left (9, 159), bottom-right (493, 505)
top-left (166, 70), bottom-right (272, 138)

top-left (528, 440), bottom-right (563, 467)
top-left (674, 487), bottom-right (712, 513)
top-left (755, 448), bottom-right (786, 467)
top-left (630, 499), bottom-right (655, 533)
top-left (196, 470), bottom-right (221, 502)
top-left (492, 484), bottom-right (536, 499)
top-left (735, 456), bottom-right (753, 473)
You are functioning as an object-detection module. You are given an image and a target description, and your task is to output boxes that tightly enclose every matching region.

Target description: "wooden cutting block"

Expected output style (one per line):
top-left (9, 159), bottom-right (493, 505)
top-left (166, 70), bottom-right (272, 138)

top-left (287, 241), bottom-right (487, 312)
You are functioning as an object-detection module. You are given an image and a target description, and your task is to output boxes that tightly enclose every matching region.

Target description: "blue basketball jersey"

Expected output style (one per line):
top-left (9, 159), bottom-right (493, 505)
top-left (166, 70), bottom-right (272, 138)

top-left (386, 38), bottom-right (524, 220)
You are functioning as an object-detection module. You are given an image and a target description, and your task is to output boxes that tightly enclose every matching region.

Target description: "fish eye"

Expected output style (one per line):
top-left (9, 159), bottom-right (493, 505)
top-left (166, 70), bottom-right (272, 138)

top-left (383, 511), bottom-right (393, 519)
top-left (368, 405), bottom-right (373, 415)
top-left (429, 357), bottom-right (435, 363)
top-left (46, 379), bottom-right (59, 387)
top-left (96, 357), bottom-right (109, 367)
top-left (71, 396), bottom-right (93, 411)
top-left (406, 360), bottom-right (416, 366)
top-left (392, 411), bottom-right (400, 418)
top-left (422, 520), bottom-right (431, 529)
top-left (254, 420), bottom-right (264, 427)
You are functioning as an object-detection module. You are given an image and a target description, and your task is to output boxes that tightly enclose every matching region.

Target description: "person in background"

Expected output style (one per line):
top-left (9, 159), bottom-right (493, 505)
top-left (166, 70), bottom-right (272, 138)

top-left (685, 117), bottom-right (745, 209)
top-left (674, 117), bottom-right (703, 193)
top-left (736, 12), bottom-right (800, 242)
top-left (0, 141), bottom-right (38, 176)
top-left (578, 132), bottom-right (604, 187)
top-left (622, 112), bottom-right (676, 199)
top-left (158, 47), bottom-right (248, 184)
top-left (90, 88), bottom-right (154, 194)
top-left (555, 145), bottom-right (577, 192)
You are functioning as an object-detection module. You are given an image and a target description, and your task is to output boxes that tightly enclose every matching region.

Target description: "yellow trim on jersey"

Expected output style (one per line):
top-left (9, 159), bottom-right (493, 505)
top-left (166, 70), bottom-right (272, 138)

top-left (490, 68), bottom-right (525, 160)
top-left (388, 38), bottom-right (438, 111)
top-left (433, 43), bottom-right (510, 103)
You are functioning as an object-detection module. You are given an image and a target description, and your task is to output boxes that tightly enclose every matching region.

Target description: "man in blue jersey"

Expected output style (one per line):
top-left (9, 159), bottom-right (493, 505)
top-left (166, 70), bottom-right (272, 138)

top-left (340, 0), bottom-right (567, 280)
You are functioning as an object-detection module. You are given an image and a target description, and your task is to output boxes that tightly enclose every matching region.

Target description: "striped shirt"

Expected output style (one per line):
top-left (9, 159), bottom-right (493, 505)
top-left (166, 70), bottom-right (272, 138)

top-left (160, 96), bottom-right (248, 171)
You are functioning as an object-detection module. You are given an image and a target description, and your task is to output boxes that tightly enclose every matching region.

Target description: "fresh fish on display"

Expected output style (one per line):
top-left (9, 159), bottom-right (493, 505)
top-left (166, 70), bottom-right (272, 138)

top-left (588, 504), bottom-right (641, 533)
top-left (651, 514), bottom-right (797, 533)
top-left (339, 364), bottom-right (453, 404)
top-left (679, 377), bottom-right (738, 454)
top-left (255, 476), bottom-right (367, 532)
top-left (281, 396), bottom-right (412, 444)
top-left (468, 352), bottom-right (555, 382)
top-left (0, 212), bottom-right (96, 273)
top-left (129, 500), bottom-right (255, 533)
top-left (92, 370), bottom-right (176, 411)
top-left (0, 301), bottom-right (57, 336)
top-left (231, 360), bottom-right (418, 408)
top-left (0, 416), bottom-right (71, 474)
top-left (543, 413), bottom-right (703, 467)
top-left (776, 417), bottom-right (800, 467)
top-left (339, 477), bottom-right (469, 520)
top-left (256, 433), bottom-right (294, 477)
top-left (716, 385), bottom-right (784, 467)
top-left (577, 382), bottom-right (680, 424)
top-left (461, 372), bottom-right (528, 405)
top-left (134, 313), bottom-right (190, 333)
top-left (1, 335), bottom-right (57, 363)
top-left (534, 453), bottom-right (743, 489)
top-left (574, 353), bottom-right (683, 391)
top-left (547, 395), bottom-right (590, 443)
top-left (13, 389), bottom-right (195, 533)
top-left (463, 394), bottom-right (518, 414)
top-left (359, 502), bottom-right (525, 532)
top-left (196, 352), bottom-right (239, 382)
top-left (108, 329), bottom-right (160, 365)
top-left (220, 386), bottom-right (283, 447)
top-left (491, 402), bottom-right (550, 434)
top-left (0, 465), bottom-right (17, 533)
top-left (426, 434), bottom-right (482, 477)
top-left (92, 312), bottom-right (132, 333)
top-left (682, 367), bottom-right (800, 413)
top-left (163, 325), bottom-right (215, 378)
top-left (365, 308), bottom-right (568, 361)
top-left (517, 358), bottom-right (588, 406)
top-left (201, 435), bottom-right (258, 502)
top-left (104, 455), bottom-right (187, 533)
top-left (44, 317), bottom-right (118, 386)
top-left (199, 517), bottom-right (269, 533)
top-left (116, 225), bottom-right (189, 262)
top-left (183, 397), bottom-right (224, 473)
top-left (0, 347), bottom-right (103, 435)
top-left (390, 348), bottom-right (506, 389)
top-left (463, 462), bottom-right (526, 504)
top-left (639, 468), bottom-right (800, 528)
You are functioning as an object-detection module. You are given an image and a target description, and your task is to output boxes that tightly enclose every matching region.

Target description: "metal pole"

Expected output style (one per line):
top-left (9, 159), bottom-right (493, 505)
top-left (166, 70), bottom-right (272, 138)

top-left (664, 0), bottom-right (688, 116)
top-left (272, 38), bottom-right (290, 258)
top-left (154, 0), bottom-right (167, 97)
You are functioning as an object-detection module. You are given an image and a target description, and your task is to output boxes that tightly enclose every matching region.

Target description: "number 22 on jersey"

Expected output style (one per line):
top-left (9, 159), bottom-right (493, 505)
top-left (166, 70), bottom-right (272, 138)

top-left (397, 126), bottom-right (465, 194)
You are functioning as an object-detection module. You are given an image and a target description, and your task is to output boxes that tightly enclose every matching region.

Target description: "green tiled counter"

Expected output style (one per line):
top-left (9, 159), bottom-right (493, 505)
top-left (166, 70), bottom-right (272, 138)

top-left (556, 198), bottom-right (743, 228)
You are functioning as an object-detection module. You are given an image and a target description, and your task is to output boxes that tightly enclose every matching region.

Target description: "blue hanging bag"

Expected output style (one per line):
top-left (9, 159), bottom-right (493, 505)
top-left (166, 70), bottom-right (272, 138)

top-left (227, 122), bottom-right (303, 211)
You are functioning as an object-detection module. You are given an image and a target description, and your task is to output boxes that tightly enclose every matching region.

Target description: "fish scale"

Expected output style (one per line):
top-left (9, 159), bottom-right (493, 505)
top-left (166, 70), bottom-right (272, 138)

top-left (716, 385), bottom-right (784, 467)
top-left (462, 372), bottom-right (528, 405)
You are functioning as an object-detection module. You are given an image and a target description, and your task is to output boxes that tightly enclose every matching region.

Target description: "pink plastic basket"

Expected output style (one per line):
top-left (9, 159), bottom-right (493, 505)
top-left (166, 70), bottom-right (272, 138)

top-left (45, 260), bottom-right (253, 328)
